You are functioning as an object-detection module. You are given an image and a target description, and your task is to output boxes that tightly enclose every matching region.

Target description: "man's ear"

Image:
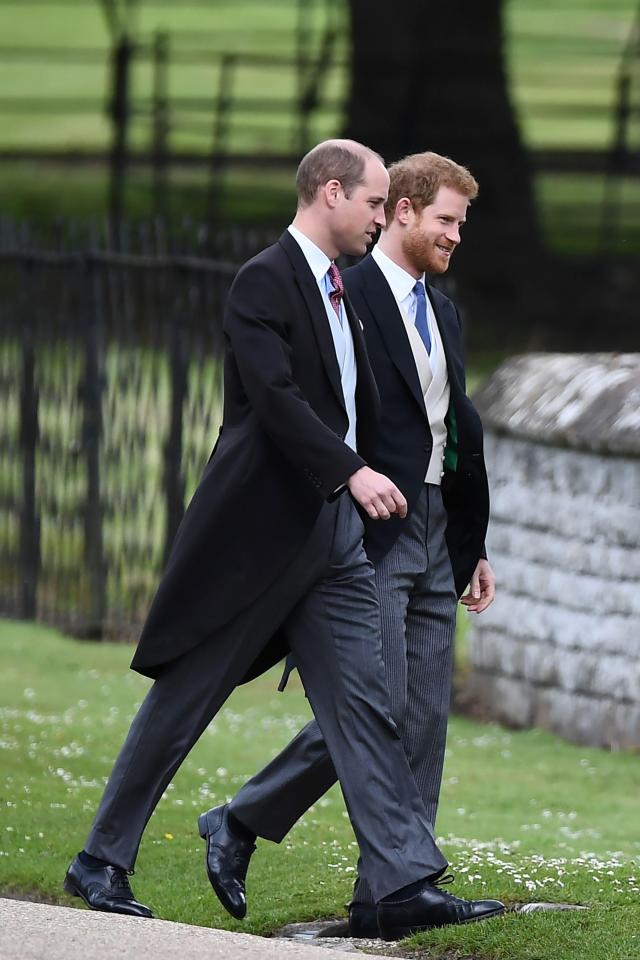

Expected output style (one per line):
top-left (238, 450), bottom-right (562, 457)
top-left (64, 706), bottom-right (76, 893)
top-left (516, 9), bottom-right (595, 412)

top-left (395, 197), bottom-right (413, 226)
top-left (323, 179), bottom-right (342, 209)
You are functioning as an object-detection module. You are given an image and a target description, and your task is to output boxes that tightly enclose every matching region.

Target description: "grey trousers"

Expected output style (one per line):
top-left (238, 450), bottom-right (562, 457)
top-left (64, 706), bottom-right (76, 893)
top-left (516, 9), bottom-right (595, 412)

top-left (230, 484), bottom-right (457, 904)
top-left (85, 493), bottom-right (447, 901)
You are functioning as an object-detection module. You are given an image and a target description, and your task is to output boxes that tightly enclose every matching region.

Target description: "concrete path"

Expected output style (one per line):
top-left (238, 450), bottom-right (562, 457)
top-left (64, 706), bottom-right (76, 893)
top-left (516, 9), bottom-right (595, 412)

top-left (0, 897), bottom-right (398, 960)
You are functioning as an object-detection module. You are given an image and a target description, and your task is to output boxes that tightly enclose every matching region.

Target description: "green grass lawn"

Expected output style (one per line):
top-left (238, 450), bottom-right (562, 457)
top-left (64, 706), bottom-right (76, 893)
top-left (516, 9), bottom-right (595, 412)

top-left (0, 0), bottom-right (635, 152)
top-left (0, 0), bottom-right (638, 254)
top-left (1, 618), bottom-right (639, 959)
top-left (0, 160), bottom-right (297, 226)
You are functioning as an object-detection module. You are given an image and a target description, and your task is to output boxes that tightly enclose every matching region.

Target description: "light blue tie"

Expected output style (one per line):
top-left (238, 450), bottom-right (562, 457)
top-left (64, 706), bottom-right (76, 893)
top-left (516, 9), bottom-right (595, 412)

top-left (413, 280), bottom-right (432, 355)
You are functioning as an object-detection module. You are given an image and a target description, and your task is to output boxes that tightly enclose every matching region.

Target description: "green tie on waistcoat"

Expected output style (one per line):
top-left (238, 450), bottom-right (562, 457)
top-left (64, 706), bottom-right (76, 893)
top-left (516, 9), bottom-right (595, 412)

top-left (443, 401), bottom-right (458, 472)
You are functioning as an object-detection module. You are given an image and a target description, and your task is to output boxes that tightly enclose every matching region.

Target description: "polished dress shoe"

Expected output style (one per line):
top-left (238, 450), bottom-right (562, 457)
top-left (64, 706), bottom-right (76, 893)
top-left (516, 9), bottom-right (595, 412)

top-left (198, 804), bottom-right (256, 919)
top-left (348, 901), bottom-right (380, 938)
top-left (63, 855), bottom-right (153, 918)
top-left (377, 879), bottom-right (504, 941)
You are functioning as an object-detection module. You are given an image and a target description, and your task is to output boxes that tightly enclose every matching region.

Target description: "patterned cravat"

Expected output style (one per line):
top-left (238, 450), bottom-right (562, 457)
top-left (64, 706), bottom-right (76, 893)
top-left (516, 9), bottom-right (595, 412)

top-left (327, 262), bottom-right (344, 324)
top-left (413, 280), bottom-right (432, 355)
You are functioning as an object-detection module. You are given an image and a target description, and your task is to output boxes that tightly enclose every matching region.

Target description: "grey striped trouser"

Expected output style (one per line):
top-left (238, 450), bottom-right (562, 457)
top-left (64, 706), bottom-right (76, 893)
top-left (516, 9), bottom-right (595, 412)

top-left (230, 483), bottom-right (458, 904)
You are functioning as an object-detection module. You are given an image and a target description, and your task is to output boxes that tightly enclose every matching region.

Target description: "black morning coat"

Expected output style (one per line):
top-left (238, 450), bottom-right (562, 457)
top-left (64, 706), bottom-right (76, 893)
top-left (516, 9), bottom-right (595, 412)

top-left (343, 253), bottom-right (490, 598)
top-left (130, 230), bottom-right (380, 680)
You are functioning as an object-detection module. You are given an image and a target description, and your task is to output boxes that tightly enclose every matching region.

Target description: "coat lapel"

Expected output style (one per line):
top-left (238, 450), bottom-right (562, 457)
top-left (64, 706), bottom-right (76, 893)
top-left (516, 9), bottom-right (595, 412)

top-left (358, 255), bottom-right (428, 419)
top-left (425, 282), bottom-right (464, 396)
top-left (344, 291), bottom-right (371, 387)
top-left (278, 231), bottom-right (346, 412)
top-left (344, 289), bottom-right (380, 429)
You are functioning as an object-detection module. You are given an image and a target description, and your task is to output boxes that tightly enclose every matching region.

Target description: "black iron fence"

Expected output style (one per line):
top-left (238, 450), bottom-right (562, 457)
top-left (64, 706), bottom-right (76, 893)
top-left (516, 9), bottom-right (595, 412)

top-left (0, 220), bottom-right (278, 638)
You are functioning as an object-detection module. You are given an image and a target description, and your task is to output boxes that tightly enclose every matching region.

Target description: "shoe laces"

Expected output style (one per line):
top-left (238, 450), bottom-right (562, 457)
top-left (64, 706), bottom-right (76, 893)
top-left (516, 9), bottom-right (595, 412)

top-left (431, 872), bottom-right (467, 906)
top-left (432, 872), bottom-right (455, 887)
top-left (111, 867), bottom-right (134, 893)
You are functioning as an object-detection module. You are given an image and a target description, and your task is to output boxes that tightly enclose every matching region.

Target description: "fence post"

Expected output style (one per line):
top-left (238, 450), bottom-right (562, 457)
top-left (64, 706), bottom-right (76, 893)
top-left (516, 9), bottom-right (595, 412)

top-left (81, 261), bottom-right (106, 637)
top-left (600, 7), bottom-right (640, 256)
top-left (19, 264), bottom-right (40, 619)
top-left (600, 71), bottom-right (631, 256)
top-left (108, 34), bottom-right (133, 235)
top-left (295, 0), bottom-right (339, 156)
top-left (295, 0), bottom-right (313, 155)
top-left (163, 276), bottom-right (187, 566)
top-left (207, 53), bottom-right (236, 226)
top-left (152, 30), bottom-right (170, 223)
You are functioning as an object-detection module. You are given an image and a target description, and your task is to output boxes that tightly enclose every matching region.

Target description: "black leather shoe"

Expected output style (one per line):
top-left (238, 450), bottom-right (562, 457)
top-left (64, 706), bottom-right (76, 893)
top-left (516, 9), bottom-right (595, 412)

top-left (348, 901), bottom-right (380, 938)
top-left (377, 879), bottom-right (504, 941)
top-left (198, 805), bottom-right (256, 919)
top-left (63, 856), bottom-right (153, 918)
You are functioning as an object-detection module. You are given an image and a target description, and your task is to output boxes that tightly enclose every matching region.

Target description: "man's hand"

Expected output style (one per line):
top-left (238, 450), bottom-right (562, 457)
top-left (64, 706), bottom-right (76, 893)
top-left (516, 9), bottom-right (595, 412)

top-left (459, 558), bottom-right (496, 614)
top-left (347, 466), bottom-right (407, 521)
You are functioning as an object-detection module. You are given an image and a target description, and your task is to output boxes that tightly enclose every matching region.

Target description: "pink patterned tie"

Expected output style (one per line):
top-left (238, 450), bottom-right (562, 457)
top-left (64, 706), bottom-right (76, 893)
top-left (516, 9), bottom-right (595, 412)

top-left (327, 262), bottom-right (344, 322)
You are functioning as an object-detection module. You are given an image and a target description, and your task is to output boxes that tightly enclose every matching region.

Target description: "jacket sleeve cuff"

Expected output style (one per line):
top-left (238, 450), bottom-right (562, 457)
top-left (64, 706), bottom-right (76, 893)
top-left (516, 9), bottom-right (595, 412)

top-left (327, 483), bottom-right (348, 503)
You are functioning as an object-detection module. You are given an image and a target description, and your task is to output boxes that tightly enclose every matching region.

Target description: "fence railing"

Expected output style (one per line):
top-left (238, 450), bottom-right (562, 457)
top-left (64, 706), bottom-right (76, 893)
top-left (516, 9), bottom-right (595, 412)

top-left (0, 222), bottom-right (279, 638)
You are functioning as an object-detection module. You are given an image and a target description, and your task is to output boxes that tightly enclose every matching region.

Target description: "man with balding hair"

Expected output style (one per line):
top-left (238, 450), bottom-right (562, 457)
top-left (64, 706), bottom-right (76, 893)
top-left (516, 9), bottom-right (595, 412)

top-left (63, 140), bottom-right (503, 938)
top-left (204, 151), bottom-right (498, 938)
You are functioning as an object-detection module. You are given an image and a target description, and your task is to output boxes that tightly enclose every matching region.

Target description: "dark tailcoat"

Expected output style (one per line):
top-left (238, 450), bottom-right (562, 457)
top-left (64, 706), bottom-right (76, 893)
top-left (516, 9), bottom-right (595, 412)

top-left (131, 231), bottom-right (380, 679)
top-left (343, 254), bottom-right (489, 597)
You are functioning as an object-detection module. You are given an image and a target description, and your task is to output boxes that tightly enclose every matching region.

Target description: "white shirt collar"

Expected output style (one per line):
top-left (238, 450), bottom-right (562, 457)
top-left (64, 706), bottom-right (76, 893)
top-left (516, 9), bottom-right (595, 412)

top-left (287, 224), bottom-right (332, 283)
top-left (371, 244), bottom-right (424, 303)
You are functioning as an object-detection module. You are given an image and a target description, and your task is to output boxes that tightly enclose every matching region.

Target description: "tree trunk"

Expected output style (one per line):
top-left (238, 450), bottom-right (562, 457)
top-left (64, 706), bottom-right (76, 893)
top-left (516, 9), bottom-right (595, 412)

top-left (345, 0), bottom-right (546, 346)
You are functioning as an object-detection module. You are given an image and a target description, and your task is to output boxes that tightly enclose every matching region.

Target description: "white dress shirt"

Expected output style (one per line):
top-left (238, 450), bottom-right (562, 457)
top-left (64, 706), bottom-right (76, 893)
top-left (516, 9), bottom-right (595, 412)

top-left (371, 245), bottom-right (439, 371)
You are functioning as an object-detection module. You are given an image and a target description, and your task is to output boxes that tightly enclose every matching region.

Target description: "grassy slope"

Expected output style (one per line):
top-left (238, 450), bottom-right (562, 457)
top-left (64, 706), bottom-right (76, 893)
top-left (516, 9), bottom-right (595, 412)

top-left (0, 1), bottom-right (638, 253)
top-left (0, 0), bottom-right (635, 149)
top-left (0, 618), bottom-right (639, 959)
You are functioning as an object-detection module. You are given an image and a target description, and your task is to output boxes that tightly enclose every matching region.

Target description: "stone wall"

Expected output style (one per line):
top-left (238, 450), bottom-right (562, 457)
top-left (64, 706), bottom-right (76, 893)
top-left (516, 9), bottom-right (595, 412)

top-left (466, 353), bottom-right (640, 748)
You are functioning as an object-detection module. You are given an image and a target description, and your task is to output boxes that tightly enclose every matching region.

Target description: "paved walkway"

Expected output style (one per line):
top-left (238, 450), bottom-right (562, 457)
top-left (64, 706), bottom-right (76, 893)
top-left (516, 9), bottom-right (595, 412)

top-left (0, 898), bottom-right (398, 960)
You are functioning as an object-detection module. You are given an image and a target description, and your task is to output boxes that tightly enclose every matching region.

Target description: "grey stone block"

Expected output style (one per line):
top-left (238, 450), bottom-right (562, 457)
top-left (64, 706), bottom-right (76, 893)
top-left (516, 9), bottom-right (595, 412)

top-left (466, 353), bottom-right (640, 748)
